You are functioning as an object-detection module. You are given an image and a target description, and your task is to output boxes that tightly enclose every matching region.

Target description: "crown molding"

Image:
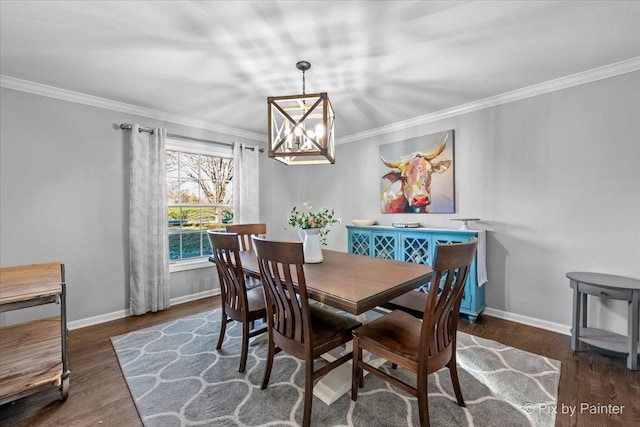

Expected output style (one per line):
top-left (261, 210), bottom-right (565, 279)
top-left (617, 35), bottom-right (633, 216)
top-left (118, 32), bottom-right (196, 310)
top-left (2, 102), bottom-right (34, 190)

top-left (3, 57), bottom-right (638, 146)
top-left (0, 75), bottom-right (266, 142)
top-left (337, 57), bottom-right (640, 145)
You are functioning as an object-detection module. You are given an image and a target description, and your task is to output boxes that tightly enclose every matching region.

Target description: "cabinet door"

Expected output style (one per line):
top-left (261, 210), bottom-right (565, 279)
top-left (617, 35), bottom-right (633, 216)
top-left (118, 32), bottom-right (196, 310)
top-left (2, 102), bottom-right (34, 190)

top-left (349, 228), bottom-right (372, 256)
top-left (372, 231), bottom-right (398, 260)
top-left (432, 233), bottom-right (476, 312)
top-left (400, 232), bottom-right (432, 291)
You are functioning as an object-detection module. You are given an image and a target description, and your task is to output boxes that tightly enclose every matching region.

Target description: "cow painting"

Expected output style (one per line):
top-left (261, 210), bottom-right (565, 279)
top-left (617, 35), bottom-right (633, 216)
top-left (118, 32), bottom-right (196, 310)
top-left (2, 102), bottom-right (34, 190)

top-left (380, 131), bottom-right (454, 213)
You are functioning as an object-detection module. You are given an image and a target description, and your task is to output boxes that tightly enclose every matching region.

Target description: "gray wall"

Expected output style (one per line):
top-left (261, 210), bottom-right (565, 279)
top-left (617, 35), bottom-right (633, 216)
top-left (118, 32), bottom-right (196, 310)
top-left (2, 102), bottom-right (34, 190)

top-left (261, 71), bottom-right (640, 334)
top-left (0, 88), bottom-right (260, 326)
top-left (2, 72), bottom-right (639, 334)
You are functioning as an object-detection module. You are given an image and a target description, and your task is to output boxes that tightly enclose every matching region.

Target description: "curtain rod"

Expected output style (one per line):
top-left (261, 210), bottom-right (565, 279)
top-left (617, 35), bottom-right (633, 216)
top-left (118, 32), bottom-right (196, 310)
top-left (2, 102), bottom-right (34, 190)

top-left (119, 123), bottom-right (263, 152)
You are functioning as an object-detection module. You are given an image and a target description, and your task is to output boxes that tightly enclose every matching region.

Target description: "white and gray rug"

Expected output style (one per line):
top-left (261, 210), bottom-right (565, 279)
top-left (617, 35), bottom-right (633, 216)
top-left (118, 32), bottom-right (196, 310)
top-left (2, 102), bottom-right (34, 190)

top-left (111, 309), bottom-right (560, 427)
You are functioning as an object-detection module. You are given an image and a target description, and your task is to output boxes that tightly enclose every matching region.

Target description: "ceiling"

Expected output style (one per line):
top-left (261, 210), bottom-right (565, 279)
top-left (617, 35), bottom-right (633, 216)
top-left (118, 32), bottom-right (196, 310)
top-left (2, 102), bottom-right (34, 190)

top-left (1, 1), bottom-right (639, 141)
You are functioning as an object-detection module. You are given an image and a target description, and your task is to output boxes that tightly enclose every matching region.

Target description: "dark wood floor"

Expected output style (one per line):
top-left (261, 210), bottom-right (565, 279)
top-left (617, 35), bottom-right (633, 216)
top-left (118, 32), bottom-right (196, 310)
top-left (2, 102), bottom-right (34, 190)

top-left (1, 296), bottom-right (638, 426)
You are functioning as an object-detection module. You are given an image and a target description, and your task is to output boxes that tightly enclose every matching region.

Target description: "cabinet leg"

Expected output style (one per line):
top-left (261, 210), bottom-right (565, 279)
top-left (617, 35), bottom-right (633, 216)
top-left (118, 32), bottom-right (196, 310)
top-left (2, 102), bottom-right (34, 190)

top-left (468, 314), bottom-right (477, 323)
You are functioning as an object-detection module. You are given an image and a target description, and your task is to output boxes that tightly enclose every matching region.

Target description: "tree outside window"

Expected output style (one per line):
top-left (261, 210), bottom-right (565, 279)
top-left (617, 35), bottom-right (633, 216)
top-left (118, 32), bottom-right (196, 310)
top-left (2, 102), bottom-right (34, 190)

top-left (166, 150), bottom-right (233, 261)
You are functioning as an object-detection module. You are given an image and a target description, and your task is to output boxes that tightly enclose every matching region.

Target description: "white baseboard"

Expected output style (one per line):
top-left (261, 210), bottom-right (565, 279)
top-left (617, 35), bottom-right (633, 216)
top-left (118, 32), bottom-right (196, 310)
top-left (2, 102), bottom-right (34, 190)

top-left (67, 289), bottom-right (220, 330)
top-left (170, 289), bottom-right (219, 306)
top-left (483, 307), bottom-right (571, 336)
top-left (67, 292), bottom-right (571, 337)
top-left (67, 308), bottom-right (130, 331)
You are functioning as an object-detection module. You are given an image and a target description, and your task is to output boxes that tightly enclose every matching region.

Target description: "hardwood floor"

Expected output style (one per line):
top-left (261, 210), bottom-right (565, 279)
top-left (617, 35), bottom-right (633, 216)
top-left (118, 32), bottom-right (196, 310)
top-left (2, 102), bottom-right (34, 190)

top-left (1, 297), bottom-right (638, 426)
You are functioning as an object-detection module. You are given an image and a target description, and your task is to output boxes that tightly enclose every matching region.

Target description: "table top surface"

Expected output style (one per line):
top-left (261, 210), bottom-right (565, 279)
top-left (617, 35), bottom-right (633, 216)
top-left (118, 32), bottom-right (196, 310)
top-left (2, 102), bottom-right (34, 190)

top-left (0, 262), bottom-right (63, 305)
top-left (239, 249), bottom-right (433, 315)
top-left (567, 271), bottom-right (640, 291)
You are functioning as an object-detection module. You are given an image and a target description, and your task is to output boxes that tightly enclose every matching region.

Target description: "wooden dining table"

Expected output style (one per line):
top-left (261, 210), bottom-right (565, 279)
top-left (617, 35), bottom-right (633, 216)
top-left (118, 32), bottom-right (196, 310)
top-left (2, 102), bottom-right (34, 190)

top-left (238, 249), bottom-right (433, 315)
top-left (239, 248), bottom-right (433, 405)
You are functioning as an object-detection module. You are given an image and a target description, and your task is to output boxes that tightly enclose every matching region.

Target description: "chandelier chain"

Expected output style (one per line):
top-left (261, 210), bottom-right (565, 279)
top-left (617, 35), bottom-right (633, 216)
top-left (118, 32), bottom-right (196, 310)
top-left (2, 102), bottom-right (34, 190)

top-left (296, 60), bottom-right (310, 95)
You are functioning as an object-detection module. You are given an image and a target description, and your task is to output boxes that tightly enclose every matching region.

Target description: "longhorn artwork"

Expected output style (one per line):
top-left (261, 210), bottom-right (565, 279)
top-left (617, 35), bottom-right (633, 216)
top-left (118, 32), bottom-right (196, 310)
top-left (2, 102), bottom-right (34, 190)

top-left (380, 130), bottom-right (455, 214)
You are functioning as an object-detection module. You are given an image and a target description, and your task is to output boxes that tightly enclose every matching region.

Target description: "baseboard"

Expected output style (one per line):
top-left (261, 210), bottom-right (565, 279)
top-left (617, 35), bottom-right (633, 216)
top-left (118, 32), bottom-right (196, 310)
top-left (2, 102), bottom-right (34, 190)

top-left (170, 289), bottom-right (219, 306)
top-left (67, 289), bottom-right (220, 330)
top-left (66, 292), bottom-right (570, 337)
top-left (483, 307), bottom-right (571, 336)
top-left (67, 308), bottom-right (131, 331)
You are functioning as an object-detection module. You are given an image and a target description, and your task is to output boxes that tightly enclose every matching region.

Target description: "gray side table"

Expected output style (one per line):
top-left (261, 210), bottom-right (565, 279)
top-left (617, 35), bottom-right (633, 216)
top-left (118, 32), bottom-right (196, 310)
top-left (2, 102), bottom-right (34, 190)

top-left (568, 272), bottom-right (640, 370)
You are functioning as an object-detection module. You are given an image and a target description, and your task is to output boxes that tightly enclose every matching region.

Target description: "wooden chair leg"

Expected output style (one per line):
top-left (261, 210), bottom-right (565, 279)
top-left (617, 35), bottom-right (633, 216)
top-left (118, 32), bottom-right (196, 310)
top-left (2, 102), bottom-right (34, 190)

top-left (448, 359), bottom-right (465, 407)
top-left (302, 360), bottom-right (314, 427)
top-left (351, 337), bottom-right (360, 401)
top-left (357, 348), bottom-right (364, 388)
top-left (417, 375), bottom-right (430, 427)
top-left (216, 312), bottom-right (227, 350)
top-left (261, 336), bottom-right (275, 390)
top-left (239, 321), bottom-right (250, 372)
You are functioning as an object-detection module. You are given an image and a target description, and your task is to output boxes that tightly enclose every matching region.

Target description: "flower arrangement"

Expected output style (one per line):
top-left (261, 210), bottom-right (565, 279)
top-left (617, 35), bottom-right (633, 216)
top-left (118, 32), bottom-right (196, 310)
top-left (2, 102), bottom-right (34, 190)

top-left (287, 202), bottom-right (341, 245)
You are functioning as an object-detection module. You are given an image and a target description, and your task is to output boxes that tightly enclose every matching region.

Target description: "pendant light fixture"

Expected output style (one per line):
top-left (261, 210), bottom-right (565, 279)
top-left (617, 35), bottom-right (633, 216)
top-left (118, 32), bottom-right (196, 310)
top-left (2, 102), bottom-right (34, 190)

top-left (267, 61), bottom-right (335, 165)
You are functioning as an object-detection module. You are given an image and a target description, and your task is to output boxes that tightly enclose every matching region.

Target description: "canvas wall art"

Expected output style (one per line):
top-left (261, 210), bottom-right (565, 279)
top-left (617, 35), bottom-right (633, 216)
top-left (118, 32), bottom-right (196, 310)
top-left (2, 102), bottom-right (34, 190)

top-left (379, 129), bottom-right (455, 213)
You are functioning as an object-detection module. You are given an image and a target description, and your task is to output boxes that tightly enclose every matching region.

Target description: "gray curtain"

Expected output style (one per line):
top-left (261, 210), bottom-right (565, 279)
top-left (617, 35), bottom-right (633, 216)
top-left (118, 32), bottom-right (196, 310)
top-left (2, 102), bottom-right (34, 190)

top-left (129, 125), bottom-right (170, 315)
top-left (233, 142), bottom-right (260, 223)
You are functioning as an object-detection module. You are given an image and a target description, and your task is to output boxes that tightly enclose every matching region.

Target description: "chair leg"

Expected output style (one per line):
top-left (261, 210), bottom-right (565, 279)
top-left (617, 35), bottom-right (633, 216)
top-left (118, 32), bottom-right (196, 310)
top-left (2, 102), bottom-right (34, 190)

top-left (216, 311), bottom-right (227, 350)
top-left (357, 347), bottom-right (364, 388)
top-left (261, 336), bottom-right (275, 390)
top-left (351, 337), bottom-right (360, 401)
top-left (391, 363), bottom-right (398, 369)
top-left (351, 337), bottom-right (364, 401)
top-left (302, 360), bottom-right (314, 427)
top-left (239, 321), bottom-right (250, 372)
top-left (417, 375), bottom-right (430, 427)
top-left (448, 359), bottom-right (465, 407)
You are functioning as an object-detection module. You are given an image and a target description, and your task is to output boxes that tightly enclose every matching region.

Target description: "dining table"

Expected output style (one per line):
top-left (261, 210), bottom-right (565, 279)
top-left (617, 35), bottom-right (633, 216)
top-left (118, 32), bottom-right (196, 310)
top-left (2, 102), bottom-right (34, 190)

top-left (238, 248), bottom-right (433, 315)
top-left (238, 248), bottom-right (433, 405)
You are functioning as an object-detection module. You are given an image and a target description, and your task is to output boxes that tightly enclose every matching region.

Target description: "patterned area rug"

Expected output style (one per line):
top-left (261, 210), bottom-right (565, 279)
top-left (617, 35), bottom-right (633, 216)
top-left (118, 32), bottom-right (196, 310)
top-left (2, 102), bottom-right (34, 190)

top-left (111, 309), bottom-right (560, 426)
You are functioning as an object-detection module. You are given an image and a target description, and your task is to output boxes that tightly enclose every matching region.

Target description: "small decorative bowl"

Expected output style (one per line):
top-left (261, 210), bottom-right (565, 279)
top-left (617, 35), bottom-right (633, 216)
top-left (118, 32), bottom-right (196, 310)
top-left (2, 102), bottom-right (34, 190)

top-left (352, 219), bottom-right (377, 226)
top-left (391, 222), bottom-right (420, 228)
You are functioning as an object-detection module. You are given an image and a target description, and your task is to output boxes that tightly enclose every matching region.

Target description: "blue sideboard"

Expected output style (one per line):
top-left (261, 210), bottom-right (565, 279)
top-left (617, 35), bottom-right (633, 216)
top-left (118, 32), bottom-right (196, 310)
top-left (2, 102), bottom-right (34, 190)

top-left (346, 225), bottom-right (486, 322)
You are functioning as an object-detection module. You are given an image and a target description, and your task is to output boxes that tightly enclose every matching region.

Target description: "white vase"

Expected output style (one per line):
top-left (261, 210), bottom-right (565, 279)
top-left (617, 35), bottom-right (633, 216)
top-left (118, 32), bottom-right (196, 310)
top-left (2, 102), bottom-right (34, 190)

top-left (298, 227), bottom-right (323, 263)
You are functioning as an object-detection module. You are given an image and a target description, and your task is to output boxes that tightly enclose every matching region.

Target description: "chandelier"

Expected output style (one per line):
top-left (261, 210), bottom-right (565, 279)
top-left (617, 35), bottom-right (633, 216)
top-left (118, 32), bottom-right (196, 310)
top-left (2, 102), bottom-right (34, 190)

top-left (267, 61), bottom-right (335, 165)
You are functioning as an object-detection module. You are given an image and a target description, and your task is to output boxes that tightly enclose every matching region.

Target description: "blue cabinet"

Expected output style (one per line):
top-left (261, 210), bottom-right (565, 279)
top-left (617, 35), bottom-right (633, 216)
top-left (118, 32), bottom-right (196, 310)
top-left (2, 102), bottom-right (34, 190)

top-left (346, 225), bottom-right (486, 322)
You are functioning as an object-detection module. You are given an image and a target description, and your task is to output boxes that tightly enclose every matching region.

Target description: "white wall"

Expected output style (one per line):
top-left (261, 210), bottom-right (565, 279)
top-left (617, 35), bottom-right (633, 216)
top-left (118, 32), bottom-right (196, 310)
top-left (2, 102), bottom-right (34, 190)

top-left (0, 88), bottom-right (260, 326)
top-left (261, 71), bottom-right (640, 334)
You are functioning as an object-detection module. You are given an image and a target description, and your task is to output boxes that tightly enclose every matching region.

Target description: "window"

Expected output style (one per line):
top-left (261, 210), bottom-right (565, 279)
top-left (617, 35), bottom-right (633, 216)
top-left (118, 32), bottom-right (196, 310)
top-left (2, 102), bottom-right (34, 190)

top-left (166, 138), bottom-right (233, 264)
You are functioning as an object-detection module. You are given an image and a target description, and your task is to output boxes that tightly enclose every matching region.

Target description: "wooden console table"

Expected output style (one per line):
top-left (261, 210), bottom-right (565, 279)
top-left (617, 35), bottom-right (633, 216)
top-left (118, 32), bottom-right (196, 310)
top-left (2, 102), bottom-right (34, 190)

top-left (0, 262), bottom-right (70, 404)
top-left (568, 271), bottom-right (640, 370)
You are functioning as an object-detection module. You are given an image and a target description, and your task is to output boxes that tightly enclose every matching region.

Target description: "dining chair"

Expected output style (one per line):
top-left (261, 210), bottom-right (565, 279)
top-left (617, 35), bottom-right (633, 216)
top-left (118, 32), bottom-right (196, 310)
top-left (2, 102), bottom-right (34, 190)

top-left (351, 239), bottom-right (478, 427)
top-left (225, 223), bottom-right (266, 251)
top-left (207, 231), bottom-right (268, 372)
top-left (383, 290), bottom-right (429, 318)
top-left (225, 223), bottom-right (267, 290)
top-left (252, 237), bottom-right (362, 427)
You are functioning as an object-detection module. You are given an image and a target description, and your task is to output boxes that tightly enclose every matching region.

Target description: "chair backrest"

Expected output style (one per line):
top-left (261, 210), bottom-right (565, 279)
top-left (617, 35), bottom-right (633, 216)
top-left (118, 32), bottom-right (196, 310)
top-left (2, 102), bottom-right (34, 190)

top-left (225, 223), bottom-right (267, 251)
top-left (419, 239), bottom-right (478, 368)
top-left (207, 231), bottom-right (250, 314)
top-left (252, 237), bottom-right (312, 356)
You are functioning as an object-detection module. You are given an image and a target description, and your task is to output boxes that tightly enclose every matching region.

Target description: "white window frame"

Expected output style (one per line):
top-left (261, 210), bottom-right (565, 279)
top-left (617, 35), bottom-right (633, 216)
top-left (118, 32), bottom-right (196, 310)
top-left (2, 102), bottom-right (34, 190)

top-left (166, 137), bottom-right (233, 272)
